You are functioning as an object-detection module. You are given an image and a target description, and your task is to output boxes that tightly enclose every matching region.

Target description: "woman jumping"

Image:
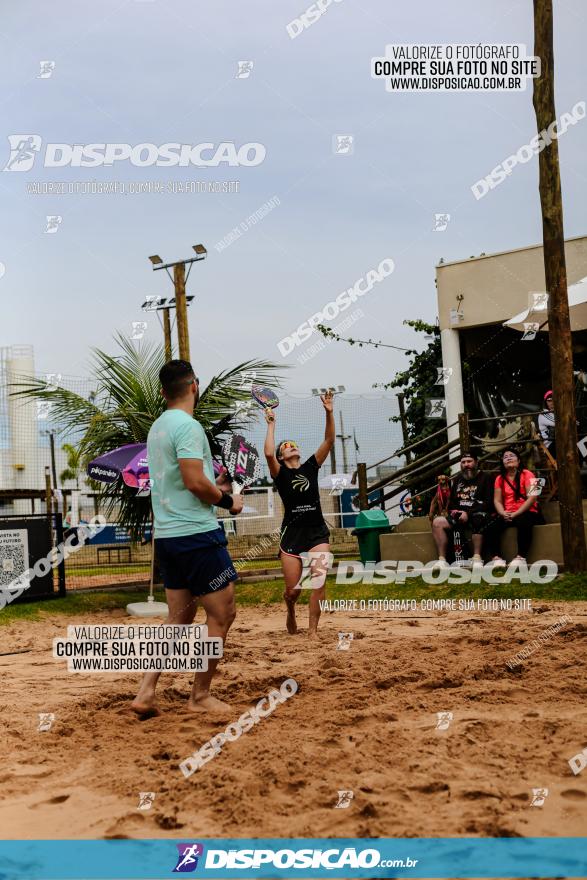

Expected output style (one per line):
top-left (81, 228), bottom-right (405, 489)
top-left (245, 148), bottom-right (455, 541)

top-left (264, 391), bottom-right (335, 637)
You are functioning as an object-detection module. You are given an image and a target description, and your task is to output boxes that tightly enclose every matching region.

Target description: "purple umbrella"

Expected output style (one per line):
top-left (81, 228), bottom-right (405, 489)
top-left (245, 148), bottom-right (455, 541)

top-left (87, 443), bottom-right (224, 488)
top-left (87, 443), bottom-right (148, 488)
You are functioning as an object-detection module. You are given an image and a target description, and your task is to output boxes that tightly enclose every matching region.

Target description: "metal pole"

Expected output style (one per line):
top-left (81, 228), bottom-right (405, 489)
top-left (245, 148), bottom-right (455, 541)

top-left (49, 432), bottom-right (58, 497)
top-left (44, 466), bottom-right (53, 544)
top-left (54, 511), bottom-right (66, 597)
top-left (173, 262), bottom-right (190, 361)
top-left (396, 393), bottom-right (412, 464)
top-left (337, 412), bottom-right (350, 472)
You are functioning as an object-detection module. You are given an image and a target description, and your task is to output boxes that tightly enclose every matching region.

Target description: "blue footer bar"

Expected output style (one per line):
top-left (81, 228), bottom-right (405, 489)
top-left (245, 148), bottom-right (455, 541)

top-left (0, 838), bottom-right (585, 879)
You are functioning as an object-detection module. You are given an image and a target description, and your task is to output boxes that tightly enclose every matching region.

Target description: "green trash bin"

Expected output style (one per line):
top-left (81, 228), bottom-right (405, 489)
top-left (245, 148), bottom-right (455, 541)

top-left (351, 509), bottom-right (391, 564)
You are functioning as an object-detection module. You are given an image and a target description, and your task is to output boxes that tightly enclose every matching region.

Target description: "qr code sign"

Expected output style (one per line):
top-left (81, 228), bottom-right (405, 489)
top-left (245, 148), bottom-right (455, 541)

top-left (0, 530), bottom-right (29, 588)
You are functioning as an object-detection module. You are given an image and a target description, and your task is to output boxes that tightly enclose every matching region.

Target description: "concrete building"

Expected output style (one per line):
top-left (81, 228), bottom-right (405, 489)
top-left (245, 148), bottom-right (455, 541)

top-left (436, 234), bottom-right (587, 446)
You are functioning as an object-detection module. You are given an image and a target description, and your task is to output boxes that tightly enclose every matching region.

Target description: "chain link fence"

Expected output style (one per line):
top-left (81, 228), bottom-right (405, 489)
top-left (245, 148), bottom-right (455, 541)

top-left (0, 348), bottom-right (401, 592)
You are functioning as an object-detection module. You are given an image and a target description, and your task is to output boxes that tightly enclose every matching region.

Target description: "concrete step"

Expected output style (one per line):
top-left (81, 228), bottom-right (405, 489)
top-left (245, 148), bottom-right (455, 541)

top-left (380, 522), bottom-right (587, 567)
top-left (394, 500), bottom-right (587, 532)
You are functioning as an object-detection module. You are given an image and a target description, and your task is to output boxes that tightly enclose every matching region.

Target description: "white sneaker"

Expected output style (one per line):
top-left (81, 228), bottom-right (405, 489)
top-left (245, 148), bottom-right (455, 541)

top-left (433, 558), bottom-right (449, 569)
top-left (471, 554), bottom-right (483, 568)
top-left (491, 556), bottom-right (507, 567)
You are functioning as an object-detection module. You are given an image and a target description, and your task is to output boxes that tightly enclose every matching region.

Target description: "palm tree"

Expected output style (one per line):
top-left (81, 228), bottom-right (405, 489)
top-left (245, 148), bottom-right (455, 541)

top-left (12, 334), bottom-right (284, 537)
top-left (60, 443), bottom-right (83, 489)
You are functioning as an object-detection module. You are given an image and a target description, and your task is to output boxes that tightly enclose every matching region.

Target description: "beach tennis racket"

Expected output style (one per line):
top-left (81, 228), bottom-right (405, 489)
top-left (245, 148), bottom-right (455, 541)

top-left (251, 385), bottom-right (279, 410)
top-left (222, 434), bottom-right (261, 495)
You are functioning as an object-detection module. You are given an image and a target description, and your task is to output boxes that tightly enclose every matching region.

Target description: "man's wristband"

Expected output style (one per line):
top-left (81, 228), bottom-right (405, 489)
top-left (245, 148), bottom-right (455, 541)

top-left (216, 492), bottom-right (234, 510)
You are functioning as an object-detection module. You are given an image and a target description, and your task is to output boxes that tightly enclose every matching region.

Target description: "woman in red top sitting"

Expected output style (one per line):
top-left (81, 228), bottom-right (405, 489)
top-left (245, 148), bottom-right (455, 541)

top-left (490, 447), bottom-right (541, 564)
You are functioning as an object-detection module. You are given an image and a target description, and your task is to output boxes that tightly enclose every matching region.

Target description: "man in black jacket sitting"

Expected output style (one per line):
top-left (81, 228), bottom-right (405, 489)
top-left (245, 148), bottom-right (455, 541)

top-left (431, 451), bottom-right (494, 566)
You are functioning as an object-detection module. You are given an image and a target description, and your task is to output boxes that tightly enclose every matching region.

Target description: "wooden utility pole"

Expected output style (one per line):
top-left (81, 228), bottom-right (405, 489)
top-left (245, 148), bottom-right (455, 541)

top-left (458, 413), bottom-right (471, 455)
top-left (533, 0), bottom-right (587, 571)
top-left (162, 308), bottom-right (172, 361)
top-left (173, 262), bottom-right (190, 362)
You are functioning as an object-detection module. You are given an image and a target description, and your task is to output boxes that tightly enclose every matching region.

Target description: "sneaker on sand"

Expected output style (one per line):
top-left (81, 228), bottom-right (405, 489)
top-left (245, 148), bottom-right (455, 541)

top-left (433, 558), bottom-right (449, 569)
top-left (491, 556), bottom-right (507, 567)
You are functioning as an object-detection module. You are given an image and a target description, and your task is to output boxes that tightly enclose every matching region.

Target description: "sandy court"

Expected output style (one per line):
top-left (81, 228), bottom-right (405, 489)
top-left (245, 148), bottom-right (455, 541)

top-left (1, 601), bottom-right (587, 841)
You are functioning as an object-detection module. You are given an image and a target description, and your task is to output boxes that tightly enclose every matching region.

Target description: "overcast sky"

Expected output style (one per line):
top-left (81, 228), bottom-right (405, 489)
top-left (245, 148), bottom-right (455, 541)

top-left (1, 0), bottom-right (586, 398)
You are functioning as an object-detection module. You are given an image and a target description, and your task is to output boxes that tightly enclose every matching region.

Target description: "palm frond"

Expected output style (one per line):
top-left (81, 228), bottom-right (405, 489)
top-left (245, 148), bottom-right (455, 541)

top-left (9, 339), bottom-right (285, 536)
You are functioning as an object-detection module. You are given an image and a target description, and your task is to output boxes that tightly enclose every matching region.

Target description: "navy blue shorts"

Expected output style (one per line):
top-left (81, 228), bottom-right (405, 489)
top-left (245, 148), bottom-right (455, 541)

top-left (155, 527), bottom-right (237, 596)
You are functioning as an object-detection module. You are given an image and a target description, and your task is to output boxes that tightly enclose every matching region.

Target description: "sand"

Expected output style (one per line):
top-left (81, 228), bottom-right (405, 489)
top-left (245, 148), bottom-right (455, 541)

top-left (1, 600), bottom-right (586, 841)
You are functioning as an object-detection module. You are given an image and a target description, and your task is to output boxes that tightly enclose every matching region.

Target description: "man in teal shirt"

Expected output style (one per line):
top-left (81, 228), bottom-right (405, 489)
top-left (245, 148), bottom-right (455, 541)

top-left (132, 360), bottom-right (243, 717)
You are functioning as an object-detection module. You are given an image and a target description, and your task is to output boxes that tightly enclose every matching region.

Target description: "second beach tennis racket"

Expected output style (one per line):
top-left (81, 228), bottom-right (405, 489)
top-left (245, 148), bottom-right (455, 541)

top-left (251, 385), bottom-right (279, 410)
top-left (222, 434), bottom-right (261, 495)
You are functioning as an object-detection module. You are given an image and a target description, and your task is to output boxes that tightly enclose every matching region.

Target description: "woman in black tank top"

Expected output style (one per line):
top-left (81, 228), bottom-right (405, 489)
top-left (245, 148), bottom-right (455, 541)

top-left (264, 392), bottom-right (335, 637)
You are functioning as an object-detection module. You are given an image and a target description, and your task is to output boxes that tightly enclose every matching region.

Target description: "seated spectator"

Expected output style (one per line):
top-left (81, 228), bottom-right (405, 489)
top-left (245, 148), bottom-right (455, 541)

top-left (428, 473), bottom-right (451, 523)
top-left (489, 447), bottom-right (542, 564)
top-left (431, 451), bottom-right (494, 567)
top-left (537, 390), bottom-right (556, 459)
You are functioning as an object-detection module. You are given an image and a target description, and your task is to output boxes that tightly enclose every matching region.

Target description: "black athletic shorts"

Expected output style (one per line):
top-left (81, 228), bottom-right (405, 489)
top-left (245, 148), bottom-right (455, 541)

top-left (279, 522), bottom-right (330, 557)
top-left (155, 527), bottom-right (237, 596)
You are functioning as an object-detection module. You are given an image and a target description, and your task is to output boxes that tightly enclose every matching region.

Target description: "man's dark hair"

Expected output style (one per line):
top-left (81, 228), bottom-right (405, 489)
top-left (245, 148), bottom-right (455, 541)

top-left (159, 360), bottom-right (195, 399)
top-left (460, 450), bottom-right (478, 461)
